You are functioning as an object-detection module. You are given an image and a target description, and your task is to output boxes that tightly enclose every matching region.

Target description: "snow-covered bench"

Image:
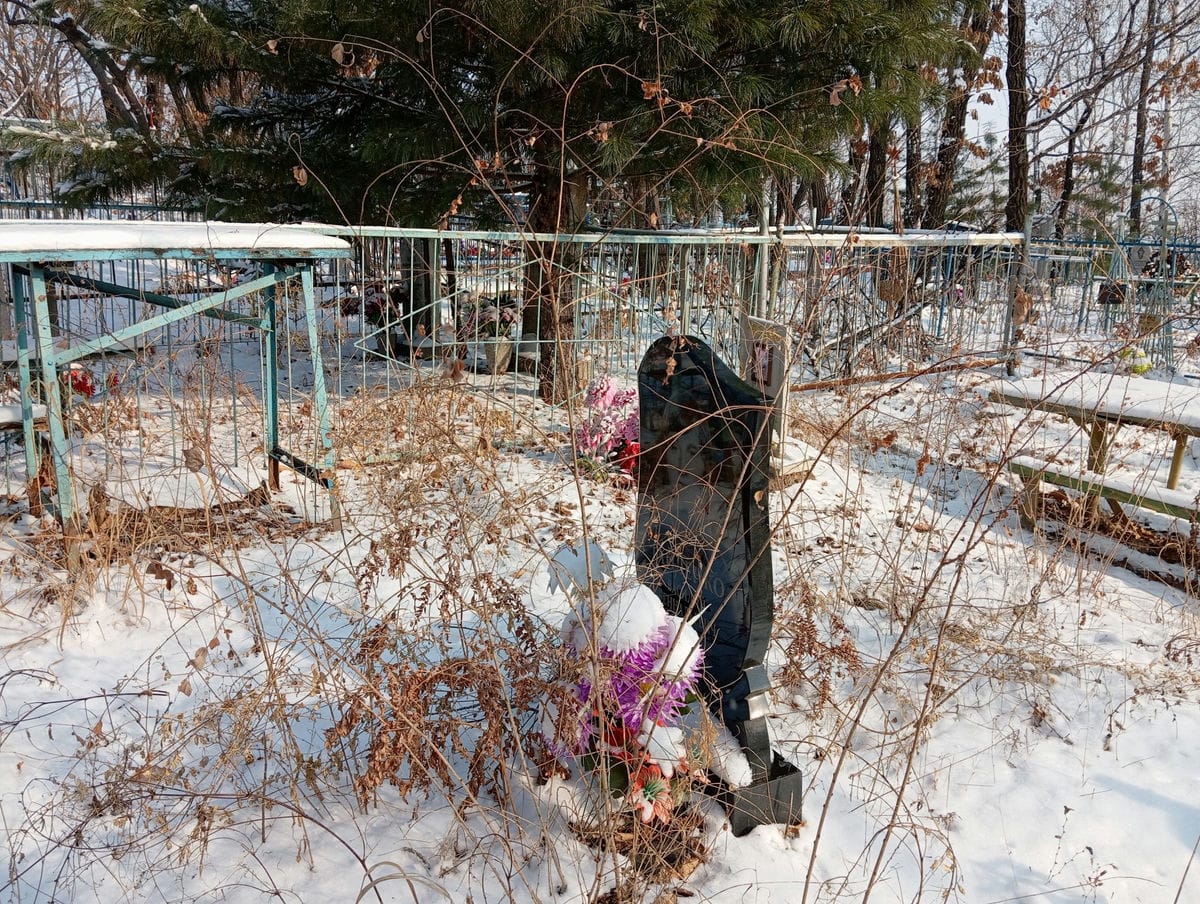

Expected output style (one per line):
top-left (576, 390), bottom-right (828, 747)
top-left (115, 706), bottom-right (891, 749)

top-left (991, 373), bottom-right (1200, 529)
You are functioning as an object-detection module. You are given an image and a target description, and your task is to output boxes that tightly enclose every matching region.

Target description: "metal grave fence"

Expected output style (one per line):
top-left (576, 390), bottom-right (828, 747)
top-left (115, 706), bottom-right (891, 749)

top-left (0, 222), bottom-right (350, 557)
top-left (2, 224), bottom-right (1031, 528)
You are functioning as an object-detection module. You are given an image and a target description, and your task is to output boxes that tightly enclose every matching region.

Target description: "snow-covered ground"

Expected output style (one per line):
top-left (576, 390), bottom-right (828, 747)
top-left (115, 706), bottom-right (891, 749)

top-left (3, 328), bottom-right (1200, 904)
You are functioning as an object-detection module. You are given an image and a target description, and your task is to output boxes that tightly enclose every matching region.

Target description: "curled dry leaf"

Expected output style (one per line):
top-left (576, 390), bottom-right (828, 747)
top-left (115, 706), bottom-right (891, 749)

top-left (292, 165), bottom-right (308, 187)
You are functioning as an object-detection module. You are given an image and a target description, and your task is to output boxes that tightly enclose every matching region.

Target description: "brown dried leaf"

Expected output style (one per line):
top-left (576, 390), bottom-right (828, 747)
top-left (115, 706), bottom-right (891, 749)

top-left (182, 446), bottom-right (204, 472)
top-left (146, 561), bottom-right (174, 590)
top-left (189, 646), bottom-right (208, 670)
top-left (131, 764), bottom-right (172, 784)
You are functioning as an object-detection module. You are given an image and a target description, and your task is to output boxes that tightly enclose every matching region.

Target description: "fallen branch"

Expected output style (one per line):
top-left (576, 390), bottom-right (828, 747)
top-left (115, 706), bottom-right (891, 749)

top-left (791, 357), bottom-right (1004, 393)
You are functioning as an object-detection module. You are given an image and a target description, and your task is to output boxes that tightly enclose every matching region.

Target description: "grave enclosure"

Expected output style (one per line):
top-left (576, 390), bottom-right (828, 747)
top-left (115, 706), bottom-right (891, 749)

top-left (1, 223), bottom-right (1031, 529)
top-left (0, 222), bottom-right (350, 565)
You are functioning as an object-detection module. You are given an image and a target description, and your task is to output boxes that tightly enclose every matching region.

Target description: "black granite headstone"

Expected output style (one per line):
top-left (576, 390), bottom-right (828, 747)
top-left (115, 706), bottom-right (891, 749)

top-left (635, 335), bottom-right (801, 835)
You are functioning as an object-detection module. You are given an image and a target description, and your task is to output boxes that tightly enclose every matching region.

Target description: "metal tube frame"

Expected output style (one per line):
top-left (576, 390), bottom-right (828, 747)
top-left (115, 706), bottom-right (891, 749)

top-left (13, 259), bottom-right (336, 530)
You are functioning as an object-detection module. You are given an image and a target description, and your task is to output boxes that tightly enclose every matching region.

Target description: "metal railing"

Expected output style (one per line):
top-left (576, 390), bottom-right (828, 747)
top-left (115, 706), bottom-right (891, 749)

top-left (1, 223), bottom-right (1029, 502)
top-left (1028, 238), bottom-right (1200, 370)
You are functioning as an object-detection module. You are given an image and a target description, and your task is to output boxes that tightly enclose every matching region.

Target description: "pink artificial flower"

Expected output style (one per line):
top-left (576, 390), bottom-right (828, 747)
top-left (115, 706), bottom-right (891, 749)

top-left (577, 377), bottom-right (640, 470)
top-left (585, 376), bottom-right (619, 410)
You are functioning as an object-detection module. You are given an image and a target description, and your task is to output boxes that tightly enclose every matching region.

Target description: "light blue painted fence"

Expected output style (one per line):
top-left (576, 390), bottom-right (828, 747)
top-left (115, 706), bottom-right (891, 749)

top-left (0, 220), bottom-right (1030, 539)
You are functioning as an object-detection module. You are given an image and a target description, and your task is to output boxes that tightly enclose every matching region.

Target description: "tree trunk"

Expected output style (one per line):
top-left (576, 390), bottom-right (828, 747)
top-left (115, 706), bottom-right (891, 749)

top-left (627, 175), bottom-right (662, 229)
top-left (1053, 102), bottom-right (1093, 241)
top-left (924, 6), bottom-right (995, 228)
top-left (1129, 0), bottom-right (1160, 236)
top-left (865, 121), bottom-right (890, 228)
top-left (842, 139), bottom-right (866, 224)
top-left (904, 112), bottom-right (924, 228)
top-left (793, 176), bottom-right (829, 225)
top-left (166, 75), bottom-right (201, 144)
top-left (528, 162), bottom-right (588, 404)
top-left (1006, 0), bottom-right (1029, 233)
top-left (45, 13), bottom-right (150, 135)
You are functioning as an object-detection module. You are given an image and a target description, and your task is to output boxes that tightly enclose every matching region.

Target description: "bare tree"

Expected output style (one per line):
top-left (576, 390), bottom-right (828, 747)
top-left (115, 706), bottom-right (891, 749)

top-left (1006, 0), bottom-right (1030, 231)
top-left (1026, 0), bottom-right (1200, 236)
top-left (1129, 0), bottom-right (1161, 233)
top-left (0, 10), bottom-right (98, 121)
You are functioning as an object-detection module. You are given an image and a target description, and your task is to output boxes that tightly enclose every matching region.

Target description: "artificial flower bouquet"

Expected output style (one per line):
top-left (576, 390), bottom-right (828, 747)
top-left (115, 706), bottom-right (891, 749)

top-left (576, 376), bottom-right (640, 477)
top-left (462, 292), bottom-right (519, 339)
top-left (544, 578), bottom-right (707, 826)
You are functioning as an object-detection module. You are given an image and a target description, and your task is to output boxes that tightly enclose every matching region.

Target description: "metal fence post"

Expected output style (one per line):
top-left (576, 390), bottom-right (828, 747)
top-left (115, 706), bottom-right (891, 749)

top-left (262, 265), bottom-right (281, 491)
top-left (10, 268), bottom-right (39, 505)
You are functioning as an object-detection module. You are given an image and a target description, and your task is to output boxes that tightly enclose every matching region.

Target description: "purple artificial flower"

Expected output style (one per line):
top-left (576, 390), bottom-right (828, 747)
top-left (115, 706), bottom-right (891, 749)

top-left (544, 582), bottom-right (704, 757)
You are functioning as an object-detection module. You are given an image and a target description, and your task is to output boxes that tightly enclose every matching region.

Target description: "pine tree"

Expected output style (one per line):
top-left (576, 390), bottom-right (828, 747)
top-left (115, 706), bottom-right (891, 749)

top-left (5, 0), bottom-right (969, 399)
top-left (945, 132), bottom-right (1006, 229)
top-left (5, 1), bottom-right (964, 223)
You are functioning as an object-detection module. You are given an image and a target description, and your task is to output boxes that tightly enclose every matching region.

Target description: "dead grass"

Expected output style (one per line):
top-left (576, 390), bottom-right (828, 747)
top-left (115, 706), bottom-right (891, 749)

top-left (6, 325), bottom-right (1200, 904)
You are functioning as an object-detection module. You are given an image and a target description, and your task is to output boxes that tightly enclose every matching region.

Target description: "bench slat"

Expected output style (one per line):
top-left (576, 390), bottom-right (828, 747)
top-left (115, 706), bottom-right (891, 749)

top-left (1008, 455), bottom-right (1200, 522)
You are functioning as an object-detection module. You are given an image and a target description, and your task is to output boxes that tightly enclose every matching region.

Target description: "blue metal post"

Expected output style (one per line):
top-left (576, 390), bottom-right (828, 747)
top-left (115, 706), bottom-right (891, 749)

top-left (935, 248), bottom-right (955, 339)
top-left (28, 265), bottom-right (76, 526)
top-left (1076, 254), bottom-right (1094, 330)
top-left (301, 265), bottom-right (340, 524)
top-left (262, 265), bottom-right (280, 491)
top-left (10, 268), bottom-right (39, 495)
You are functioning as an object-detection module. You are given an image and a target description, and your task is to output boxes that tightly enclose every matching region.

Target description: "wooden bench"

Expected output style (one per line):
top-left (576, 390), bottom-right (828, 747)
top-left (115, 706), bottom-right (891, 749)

top-left (990, 373), bottom-right (1200, 532)
top-left (1007, 454), bottom-right (1200, 528)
